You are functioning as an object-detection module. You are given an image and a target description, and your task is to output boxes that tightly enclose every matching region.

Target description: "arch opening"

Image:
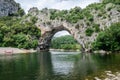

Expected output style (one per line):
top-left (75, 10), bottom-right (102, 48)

top-left (50, 30), bottom-right (81, 51)
top-left (37, 25), bottom-right (83, 51)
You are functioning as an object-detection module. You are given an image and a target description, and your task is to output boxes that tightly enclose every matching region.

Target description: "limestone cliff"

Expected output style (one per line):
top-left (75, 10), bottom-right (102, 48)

top-left (24, 2), bottom-right (120, 51)
top-left (0, 0), bottom-right (19, 17)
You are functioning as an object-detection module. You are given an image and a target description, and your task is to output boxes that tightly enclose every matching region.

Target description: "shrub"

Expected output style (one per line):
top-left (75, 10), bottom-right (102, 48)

top-left (51, 35), bottom-right (80, 50)
top-left (102, 0), bottom-right (120, 4)
top-left (31, 16), bottom-right (38, 24)
top-left (85, 28), bottom-right (94, 36)
top-left (92, 22), bottom-right (120, 51)
top-left (0, 16), bottom-right (41, 49)
top-left (93, 24), bottom-right (100, 32)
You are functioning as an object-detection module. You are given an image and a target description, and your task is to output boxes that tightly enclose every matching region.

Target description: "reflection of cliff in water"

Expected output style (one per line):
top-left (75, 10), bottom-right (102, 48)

top-left (36, 52), bottom-right (53, 80)
top-left (69, 53), bottom-right (98, 80)
top-left (1, 52), bottom-right (120, 80)
top-left (0, 52), bottom-right (53, 80)
top-left (0, 54), bottom-right (39, 80)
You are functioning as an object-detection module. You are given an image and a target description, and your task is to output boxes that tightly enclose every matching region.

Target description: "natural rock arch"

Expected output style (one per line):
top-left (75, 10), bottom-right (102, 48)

top-left (27, 6), bottom-right (120, 52)
top-left (37, 23), bottom-right (86, 52)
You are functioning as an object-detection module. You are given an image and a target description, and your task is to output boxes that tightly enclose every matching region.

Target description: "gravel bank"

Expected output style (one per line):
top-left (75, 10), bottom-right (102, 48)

top-left (94, 71), bottom-right (120, 80)
top-left (0, 47), bottom-right (36, 55)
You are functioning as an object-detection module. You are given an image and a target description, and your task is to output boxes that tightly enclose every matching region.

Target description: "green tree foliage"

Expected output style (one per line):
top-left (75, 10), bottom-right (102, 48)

top-left (50, 7), bottom-right (85, 23)
top-left (102, 0), bottom-right (120, 4)
top-left (65, 7), bottom-right (84, 23)
top-left (49, 0), bottom-right (119, 25)
top-left (93, 23), bottom-right (100, 32)
top-left (18, 8), bottom-right (25, 17)
top-left (0, 16), bottom-right (41, 49)
top-left (92, 22), bottom-right (120, 51)
top-left (85, 28), bottom-right (94, 36)
top-left (49, 3), bottom-right (107, 24)
top-left (31, 16), bottom-right (38, 24)
top-left (51, 35), bottom-right (81, 50)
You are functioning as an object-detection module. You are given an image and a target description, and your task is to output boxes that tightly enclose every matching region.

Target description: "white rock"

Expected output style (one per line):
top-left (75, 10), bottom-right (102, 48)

top-left (94, 77), bottom-right (101, 80)
top-left (106, 73), bottom-right (116, 77)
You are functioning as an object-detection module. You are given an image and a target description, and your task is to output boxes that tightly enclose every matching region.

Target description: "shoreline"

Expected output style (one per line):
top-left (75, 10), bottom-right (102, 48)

top-left (92, 71), bottom-right (120, 80)
top-left (49, 48), bottom-right (80, 52)
top-left (1, 47), bottom-right (119, 55)
top-left (0, 47), bottom-right (80, 55)
top-left (0, 47), bottom-right (36, 55)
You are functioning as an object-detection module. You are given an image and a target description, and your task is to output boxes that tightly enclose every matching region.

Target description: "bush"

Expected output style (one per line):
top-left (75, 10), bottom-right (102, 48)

top-left (93, 24), bottom-right (100, 32)
top-left (85, 28), bottom-right (94, 36)
top-left (102, 0), bottom-right (120, 4)
top-left (0, 16), bottom-right (41, 49)
top-left (51, 35), bottom-right (81, 50)
top-left (31, 16), bottom-right (38, 24)
top-left (92, 22), bottom-right (120, 51)
top-left (18, 8), bottom-right (25, 17)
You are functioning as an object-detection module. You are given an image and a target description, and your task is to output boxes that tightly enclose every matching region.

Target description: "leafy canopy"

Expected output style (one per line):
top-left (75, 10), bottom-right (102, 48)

top-left (0, 16), bottom-right (41, 49)
top-left (92, 22), bottom-right (120, 51)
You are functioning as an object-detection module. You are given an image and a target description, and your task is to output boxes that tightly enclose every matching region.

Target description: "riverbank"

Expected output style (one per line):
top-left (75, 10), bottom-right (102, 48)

top-left (93, 71), bottom-right (120, 80)
top-left (0, 47), bottom-right (80, 55)
top-left (49, 48), bottom-right (80, 52)
top-left (0, 47), bottom-right (36, 55)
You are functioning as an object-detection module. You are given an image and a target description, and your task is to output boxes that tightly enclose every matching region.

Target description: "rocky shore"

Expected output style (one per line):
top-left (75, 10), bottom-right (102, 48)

top-left (94, 71), bottom-right (120, 80)
top-left (0, 47), bottom-right (36, 55)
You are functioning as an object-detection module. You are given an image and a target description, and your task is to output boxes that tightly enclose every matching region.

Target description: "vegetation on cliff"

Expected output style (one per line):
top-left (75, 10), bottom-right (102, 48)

top-left (49, 0), bottom-right (119, 23)
top-left (92, 22), bottom-right (120, 51)
top-left (51, 35), bottom-right (81, 50)
top-left (49, 0), bottom-right (119, 38)
top-left (0, 0), bottom-right (120, 51)
top-left (102, 0), bottom-right (120, 4)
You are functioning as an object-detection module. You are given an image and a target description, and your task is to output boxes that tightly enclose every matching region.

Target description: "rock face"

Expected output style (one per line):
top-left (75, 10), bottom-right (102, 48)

top-left (0, 0), bottom-right (19, 17)
top-left (27, 3), bottom-right (120, 52)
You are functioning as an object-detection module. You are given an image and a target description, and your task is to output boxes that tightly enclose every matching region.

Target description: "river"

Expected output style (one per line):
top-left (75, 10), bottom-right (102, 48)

top-left (0, 52), bottom-right (120, 80)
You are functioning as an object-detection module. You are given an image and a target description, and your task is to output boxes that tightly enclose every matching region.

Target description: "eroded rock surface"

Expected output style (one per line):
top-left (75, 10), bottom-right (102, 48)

top-left (0, 0), bottom-right (19, 17)
top-left (24, 3), bottom-right (120, 51)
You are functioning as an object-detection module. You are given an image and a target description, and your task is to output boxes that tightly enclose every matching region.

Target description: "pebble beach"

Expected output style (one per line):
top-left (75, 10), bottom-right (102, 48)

top-left (0, 47), bottom-right (36, 55)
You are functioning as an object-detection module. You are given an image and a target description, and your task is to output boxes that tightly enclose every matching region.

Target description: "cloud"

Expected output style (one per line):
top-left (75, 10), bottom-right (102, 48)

top-left (15, 0), bottom-right (100, 13)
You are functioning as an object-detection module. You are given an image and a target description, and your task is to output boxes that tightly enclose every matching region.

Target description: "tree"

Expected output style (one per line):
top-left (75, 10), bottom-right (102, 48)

top-left (51, 35), bottom-right (81, 50)
top-left (92, 22), bottom-right (120, 51)
top-left (0, 16), bottom-right (41, 49)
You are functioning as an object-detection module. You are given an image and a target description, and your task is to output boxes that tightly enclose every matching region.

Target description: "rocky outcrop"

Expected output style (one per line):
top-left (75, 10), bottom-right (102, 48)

top-left (0, 0), bottom-right (19, 17)
top-left (26, 3), bottom-right (120, 52)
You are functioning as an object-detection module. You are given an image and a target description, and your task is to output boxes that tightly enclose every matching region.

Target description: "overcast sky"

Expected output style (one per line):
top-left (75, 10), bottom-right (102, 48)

top-left (15, 0), bottom-right (100, 13)
top-left (15, 0), bottom-right (100, 37)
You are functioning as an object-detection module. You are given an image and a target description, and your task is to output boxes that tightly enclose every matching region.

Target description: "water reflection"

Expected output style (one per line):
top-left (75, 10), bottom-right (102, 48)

top-left (0, 52), bottom-right (120, 80)
top-left (0, 52), bottom-right (53, 80)
top-left (69, 53), bottom-right (98, 80)
top-left (51, 52), bottom-right (77, 75)
top-left (36, 52), bottom-right (53, 80)
top-left (0, 53), bottom-right (40, 80)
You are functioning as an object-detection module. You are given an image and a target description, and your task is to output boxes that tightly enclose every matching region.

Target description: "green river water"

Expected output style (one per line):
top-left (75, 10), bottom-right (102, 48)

top-left (0, 52), bottom-right (120, 80)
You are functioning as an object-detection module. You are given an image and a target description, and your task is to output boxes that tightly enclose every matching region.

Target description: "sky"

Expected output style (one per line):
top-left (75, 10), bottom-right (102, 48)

top-left (53, 30), bottom-right (70, 37)
top-left (15, 0), bottom-right (100, 37)
top-left (15, 0), bottom-right (100, 13)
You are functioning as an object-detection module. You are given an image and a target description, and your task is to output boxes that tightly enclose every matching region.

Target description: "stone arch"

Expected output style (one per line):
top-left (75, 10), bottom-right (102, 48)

top-left (37, 24), bottom-right (85, 52)
top-left (28, 7), bottom-right (120, 52)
